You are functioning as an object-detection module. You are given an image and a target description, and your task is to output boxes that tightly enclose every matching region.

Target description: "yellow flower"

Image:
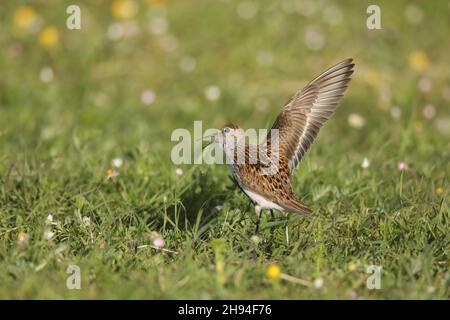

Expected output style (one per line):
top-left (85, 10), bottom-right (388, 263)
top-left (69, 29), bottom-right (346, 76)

top-left (408, 51), bottom-right (430, 72)
top-left (17, 231), bottom-right (28, 246)
top-left (347, 262), bottom-right (357, 272)
top-left (377, 98), bottom-right (389, 111)
top-left (363, 69), bottom-right (380, 86)
top-left (106, 169), bottom-right (119, 179)
top-left (112, 0), bottom-right (137, 19)
top-left (14, 5), bottom-right (38, 30)
top-left (250, 235), bottom-right (261, 245)
top-left (436, 187), bottom-right (444, 194)
top-left (39, 26), bottom-right (59, 48)
top-left (414, 121), bottom-right (423, 133)
top-left (266, 264), bottom-right (281, 280)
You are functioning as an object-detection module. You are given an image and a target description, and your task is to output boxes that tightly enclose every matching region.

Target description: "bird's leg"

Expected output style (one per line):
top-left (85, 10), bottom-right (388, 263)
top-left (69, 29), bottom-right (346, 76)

top-left (267, 209), bottom-right (276, 254)
top-left (285, 212), bottom-right (290, 246)
top-left (254, 205), bottom-right (261, 235)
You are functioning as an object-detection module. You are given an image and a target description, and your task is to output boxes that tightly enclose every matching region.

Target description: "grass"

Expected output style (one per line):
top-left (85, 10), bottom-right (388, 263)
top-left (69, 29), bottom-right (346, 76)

top-left (0, 0), bottom-right (449, 299)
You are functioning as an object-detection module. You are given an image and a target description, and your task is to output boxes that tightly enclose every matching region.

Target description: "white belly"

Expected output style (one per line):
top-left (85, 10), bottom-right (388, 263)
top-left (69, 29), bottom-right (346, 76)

top-left (228, 163), bottom-right (284, 211)
top-left (243, 189), bottom-right (284, 211)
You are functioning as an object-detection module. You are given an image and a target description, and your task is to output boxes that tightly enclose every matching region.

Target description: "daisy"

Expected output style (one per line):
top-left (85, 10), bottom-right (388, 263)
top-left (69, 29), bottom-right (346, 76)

top-left (313, 277), bottom-right (324, 289)
top-left (204, 85), bottom-right (221, 101)
top-left (348, 113), bottom-right (365, 129)
top-left (361, 157), bottom-right (370, 169)
top-left (82, 216), bottom-right (91, 226)
top-left (112, 158), bottom-right (123, 168)
top-left (44, 230), bottom-right (55, 241)
top-left (40, 67), bottom-right (54, 83)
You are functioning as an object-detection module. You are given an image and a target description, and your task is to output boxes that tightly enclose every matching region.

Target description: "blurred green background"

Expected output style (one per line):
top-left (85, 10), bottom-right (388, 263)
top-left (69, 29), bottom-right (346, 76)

top-left (0, 0), bottom-right (448, 299)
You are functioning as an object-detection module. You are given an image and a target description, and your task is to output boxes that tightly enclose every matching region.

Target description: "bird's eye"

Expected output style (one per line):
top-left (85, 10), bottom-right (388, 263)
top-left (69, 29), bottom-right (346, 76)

top-left (224, 127), bottom-right (230, 134)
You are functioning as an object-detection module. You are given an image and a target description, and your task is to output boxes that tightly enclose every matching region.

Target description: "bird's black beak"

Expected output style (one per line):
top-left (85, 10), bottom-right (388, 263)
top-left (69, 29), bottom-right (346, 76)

top-left (197, 132), bottom-right (219, 150)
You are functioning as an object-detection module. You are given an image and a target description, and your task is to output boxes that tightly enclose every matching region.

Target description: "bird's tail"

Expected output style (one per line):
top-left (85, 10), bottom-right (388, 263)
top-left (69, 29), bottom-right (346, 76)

top-left (281, 197), bottom-right (312, 214)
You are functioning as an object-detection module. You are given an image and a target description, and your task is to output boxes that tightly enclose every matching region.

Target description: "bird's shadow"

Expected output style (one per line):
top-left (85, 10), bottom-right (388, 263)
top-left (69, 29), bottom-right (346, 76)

top-left (159, 169), bottom-right (228, 236)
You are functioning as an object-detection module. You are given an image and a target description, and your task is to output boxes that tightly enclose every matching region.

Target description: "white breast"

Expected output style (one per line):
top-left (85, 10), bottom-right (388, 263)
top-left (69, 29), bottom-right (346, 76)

top-left (243, 189), bottom-right (285, 211)
top-left (227, 163), bottom-right (284, 211)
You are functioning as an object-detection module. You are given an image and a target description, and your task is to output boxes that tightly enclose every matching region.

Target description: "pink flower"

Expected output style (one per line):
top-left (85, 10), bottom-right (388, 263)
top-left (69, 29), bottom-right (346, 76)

top-left (8, 42), bottom-right (22, 57)
top-left (422, 104), bottom-right (436, 119)
top-left (153, 237), bottom-right (164, 249)
top-left (397, 162), bottom-right (406, 171)
top-left (140, 89), bottom-right (156, 105)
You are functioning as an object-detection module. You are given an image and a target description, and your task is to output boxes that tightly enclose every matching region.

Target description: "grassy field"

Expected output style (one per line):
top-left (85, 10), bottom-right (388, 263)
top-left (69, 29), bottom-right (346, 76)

top-left (0, 0), bottom-right (449, 299)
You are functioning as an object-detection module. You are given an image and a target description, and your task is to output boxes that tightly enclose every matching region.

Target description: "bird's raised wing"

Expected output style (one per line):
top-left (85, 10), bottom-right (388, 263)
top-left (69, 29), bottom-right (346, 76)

top-left (266, 58), bottom-right (354, 171)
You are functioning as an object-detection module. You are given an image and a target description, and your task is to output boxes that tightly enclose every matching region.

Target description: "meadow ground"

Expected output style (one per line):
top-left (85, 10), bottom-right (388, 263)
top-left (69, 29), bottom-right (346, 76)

top-left (0, 1), bottom-right (448, 299)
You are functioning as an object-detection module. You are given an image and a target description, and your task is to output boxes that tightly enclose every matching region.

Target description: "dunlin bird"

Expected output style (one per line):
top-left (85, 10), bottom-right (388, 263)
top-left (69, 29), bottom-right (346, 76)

top-left (203, 58), bottom-right (354, 233)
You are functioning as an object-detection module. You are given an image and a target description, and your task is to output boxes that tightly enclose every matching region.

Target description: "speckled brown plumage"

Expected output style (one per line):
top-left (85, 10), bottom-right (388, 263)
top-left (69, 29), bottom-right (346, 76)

top-left (231, 144), bottom-right (312, 213)
top-left (218, 59), bottom-right (354, 215)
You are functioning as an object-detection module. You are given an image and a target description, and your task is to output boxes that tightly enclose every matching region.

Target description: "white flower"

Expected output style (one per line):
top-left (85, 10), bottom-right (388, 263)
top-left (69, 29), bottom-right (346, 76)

top-left (418, 77), bottom-right (432, 93)
top-left (150, 16), bottom-right (168, 35)
top-left (405, 5), bottom-right (424, 25)
top-left (112, 158), bottom-right (123, 168)
top-left (175, 168), bottom-right (183, 176)
top-left (204, 85), bottom-right (221, 101)
top-left (361, 157), bottom-right (370, 169)
top-left (140, 89), bottom-right (156, 105)
top-left (348, 113), bottom-right (365, 129)
top-left (82, 216), bottom-right (91, 226)
top-left (46, 213), bottom-right (57, 226)
top-left (44, 230), bottom-right (55, 240)
top-left (159, 35), bottom-right (178, 52)
top-left (107, 23), bottom-right (124, 40)
top-left (179, 56), bottom-right (196, 73)
top-left (322, 5), bottom-right (343, 26)
top-left (435, 118), bottom-right (450, 135)
top-left (304, 26), bottom-right (325, 51)
top-left (40, 67), bottom-right (54, 83)
top-left (422, 104), bottom-right (435, 119)
top-left (390, 106), bottom-right (401, 120)
top-left (122, 21), bottom-right (139, 38)
top-left (313, 277), bottom-right (324, 289)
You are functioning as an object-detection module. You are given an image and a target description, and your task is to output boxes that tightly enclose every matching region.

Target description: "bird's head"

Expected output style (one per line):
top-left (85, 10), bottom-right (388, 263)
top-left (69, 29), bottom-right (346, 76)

top-left (200, 124), bottom-right (244, 150)
top-left (220, 124), bottom-right (242, 138)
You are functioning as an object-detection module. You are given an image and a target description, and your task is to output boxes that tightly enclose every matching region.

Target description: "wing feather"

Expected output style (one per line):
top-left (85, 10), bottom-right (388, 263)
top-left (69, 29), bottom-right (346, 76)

top-left (266, 58), bottom-right (354, 170)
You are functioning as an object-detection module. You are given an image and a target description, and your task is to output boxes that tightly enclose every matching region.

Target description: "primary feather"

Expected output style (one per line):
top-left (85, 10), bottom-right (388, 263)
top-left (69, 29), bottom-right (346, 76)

top-left (267, 58), bottom-right (354, 170)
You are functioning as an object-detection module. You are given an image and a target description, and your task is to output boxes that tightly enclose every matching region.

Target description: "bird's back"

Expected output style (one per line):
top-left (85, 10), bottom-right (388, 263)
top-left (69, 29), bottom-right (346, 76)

top-left (229, 144), bottom-right (311, 213)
